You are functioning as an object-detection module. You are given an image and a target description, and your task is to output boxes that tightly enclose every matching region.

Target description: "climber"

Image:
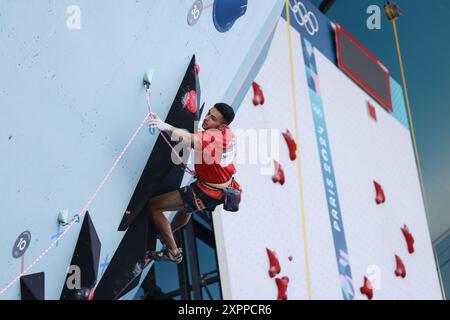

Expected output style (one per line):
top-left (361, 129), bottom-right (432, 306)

top-left (146, 103), bottom-right (241, 263)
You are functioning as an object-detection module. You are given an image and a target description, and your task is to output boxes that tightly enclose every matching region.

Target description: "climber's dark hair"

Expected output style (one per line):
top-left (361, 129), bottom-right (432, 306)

top-left (214, 103), bottom-right (235, 125)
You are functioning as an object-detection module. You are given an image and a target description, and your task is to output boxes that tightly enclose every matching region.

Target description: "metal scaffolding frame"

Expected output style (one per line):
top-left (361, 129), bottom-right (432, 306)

top-left (142, 210), bottom-right (222, 300)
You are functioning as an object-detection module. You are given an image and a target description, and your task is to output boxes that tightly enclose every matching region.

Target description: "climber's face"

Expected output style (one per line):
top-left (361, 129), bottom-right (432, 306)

top-left (202, 107), bottom-right (226, 131)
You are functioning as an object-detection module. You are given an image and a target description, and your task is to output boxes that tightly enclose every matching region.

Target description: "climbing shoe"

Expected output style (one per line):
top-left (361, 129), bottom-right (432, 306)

top-left (148, 246), bottom-right (183, 264)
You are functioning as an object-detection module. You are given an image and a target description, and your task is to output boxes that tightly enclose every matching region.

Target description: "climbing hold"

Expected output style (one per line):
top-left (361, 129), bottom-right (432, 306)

top-left (266, 248), bottom-right (281, 278)
top-left (58, 208), bottom-right (69, 224)
top-left (252, 82), bottom-right (265, 106)
top-left (272, 160), bottom-right (285, 186)
top-left (213, 0), bottom-right (248, 33)
top-left (367, 101), bottom-right (377, 122)
top-left (118, 55), bottom-right (202, 232)
top-left (401, 224), bottom-right (415, 254)
top-left (182, 90), bottom-right (197, 113)
top-left (395, 255), bottom-right (406, 278)
top-left (60, 212), bottom-right (101, 300)
top-left (275, 276), bottom-right (289, 300)
top-left (360, 276), bottom-right (374, 300)
top-left (143, 70), bottom-right (153, 90)
top-left (195, 63), bottom-right (200, 76)
top-left (288, 256), bottom-right (293, 262)
top-left (282, 130), bottom-right (297, 161)
top-left (373, 180), bottom-right (385, 205)
top-left (74, 214), bottom-right (81, 223)
top-left (269, 266), bottom-right (277, 278)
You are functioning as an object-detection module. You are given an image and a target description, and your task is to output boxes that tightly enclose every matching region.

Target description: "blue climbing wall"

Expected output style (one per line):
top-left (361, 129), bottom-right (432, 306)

top-left (0, 0), bottom-right (285, 299)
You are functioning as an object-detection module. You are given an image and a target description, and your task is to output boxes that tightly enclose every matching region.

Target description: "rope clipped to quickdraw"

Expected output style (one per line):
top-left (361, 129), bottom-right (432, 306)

top-left (143, 72), bottom-right (196, 177)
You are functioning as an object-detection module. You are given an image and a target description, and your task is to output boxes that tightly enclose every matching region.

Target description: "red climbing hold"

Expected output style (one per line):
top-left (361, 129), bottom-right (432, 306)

top-left (266, 248), bottom-right (281, 278)
top-left (367, 101), bottom-right (377, 122)
top-left (195, 63), bottom-right (200, 76)
top-left (401, 224), bottom-right (415, 254)
top-left (182, 90), bottom-right (197, 113)
top-left (282, 130), bottom-right (297, 161)
top-left (373, 180), bottom-right (385, 205)
top-left (275, 277), bottom-right (289, 300)
top-left (360, 276), bottom-right (374, 300)
top-left (252, 82), bottom-right (265, 106)
top-left (395, 255), bottom-right (406, 278)
top-left (272, 160), bottom-right (285, 186)
top-left (269, 266), bottom-right (277, 278)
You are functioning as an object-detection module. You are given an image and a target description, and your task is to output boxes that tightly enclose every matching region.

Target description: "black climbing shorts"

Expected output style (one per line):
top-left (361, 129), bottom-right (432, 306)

top-left (179, 181), bottom-right (223, 214)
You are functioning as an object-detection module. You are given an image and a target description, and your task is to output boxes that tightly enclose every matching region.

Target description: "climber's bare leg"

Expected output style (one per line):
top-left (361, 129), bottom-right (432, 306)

top-left (147, 190), bottom-right (185, 253)
top-left (170, 211), bottom-right (193, 233)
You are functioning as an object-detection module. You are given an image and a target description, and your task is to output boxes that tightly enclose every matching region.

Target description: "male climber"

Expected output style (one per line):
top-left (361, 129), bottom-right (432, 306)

top-left (146, 103), bottom-right (240, 263)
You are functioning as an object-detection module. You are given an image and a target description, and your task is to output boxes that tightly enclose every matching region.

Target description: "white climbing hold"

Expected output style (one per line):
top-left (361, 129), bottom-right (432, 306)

top-left (58, 209), bottom-right (69, 224)
top-left (143, 69), bottom-right (154, 89)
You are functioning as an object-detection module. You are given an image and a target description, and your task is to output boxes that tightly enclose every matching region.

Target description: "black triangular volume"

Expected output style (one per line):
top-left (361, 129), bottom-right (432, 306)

top-left (20, 272), bottom-right (45, 300)
top-left (60, 212), bottom-right (101, 300)
top-left (115, 272), bottom-right (142, 299)
top-left (93, 208), bottom-right (149, 300)
top-left (110, 214), bottom-right (160, 299)
top-left (118, 54), bottom-right (203, 231)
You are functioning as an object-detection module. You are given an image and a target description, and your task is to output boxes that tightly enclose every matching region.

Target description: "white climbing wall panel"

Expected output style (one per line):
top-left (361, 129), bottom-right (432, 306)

top-left (214, 1), bottom-right (442, 300)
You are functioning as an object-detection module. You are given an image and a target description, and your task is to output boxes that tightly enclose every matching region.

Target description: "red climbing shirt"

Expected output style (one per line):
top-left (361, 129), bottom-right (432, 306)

top-left (194, 126), bottom-right (237, 200)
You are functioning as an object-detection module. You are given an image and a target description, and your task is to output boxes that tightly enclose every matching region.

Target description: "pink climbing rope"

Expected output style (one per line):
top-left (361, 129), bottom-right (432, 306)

top-left (1, 85), bottom-right (197, 295)
top-left (145, 87), bottom-right (196, 177)
top-left (0, 112), bottom-right (151, 295)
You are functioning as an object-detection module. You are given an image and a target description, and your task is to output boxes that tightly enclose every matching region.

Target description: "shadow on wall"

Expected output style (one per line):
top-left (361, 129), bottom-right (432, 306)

top-left (213, 0), bottom-right (248, 33)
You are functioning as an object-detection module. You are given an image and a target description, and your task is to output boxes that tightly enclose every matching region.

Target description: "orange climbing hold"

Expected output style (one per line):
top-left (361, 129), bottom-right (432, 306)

top-left (252, 82), bottom-right (265, 106)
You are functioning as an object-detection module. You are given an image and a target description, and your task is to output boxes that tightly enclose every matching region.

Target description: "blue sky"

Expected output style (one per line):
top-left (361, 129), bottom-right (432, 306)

top-left (307, 0), bottom-right (450, 241)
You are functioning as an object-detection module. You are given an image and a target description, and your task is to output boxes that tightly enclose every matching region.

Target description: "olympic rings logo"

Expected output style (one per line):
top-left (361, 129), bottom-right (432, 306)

top-left (290, 0), bottom-right (319, 36)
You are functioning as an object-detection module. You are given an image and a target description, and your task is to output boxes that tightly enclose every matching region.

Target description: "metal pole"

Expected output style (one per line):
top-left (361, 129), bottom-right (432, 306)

top-left (186, 219), bottom-right (202, 299)
top-left (175, 230), bottom-right (190, 300)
